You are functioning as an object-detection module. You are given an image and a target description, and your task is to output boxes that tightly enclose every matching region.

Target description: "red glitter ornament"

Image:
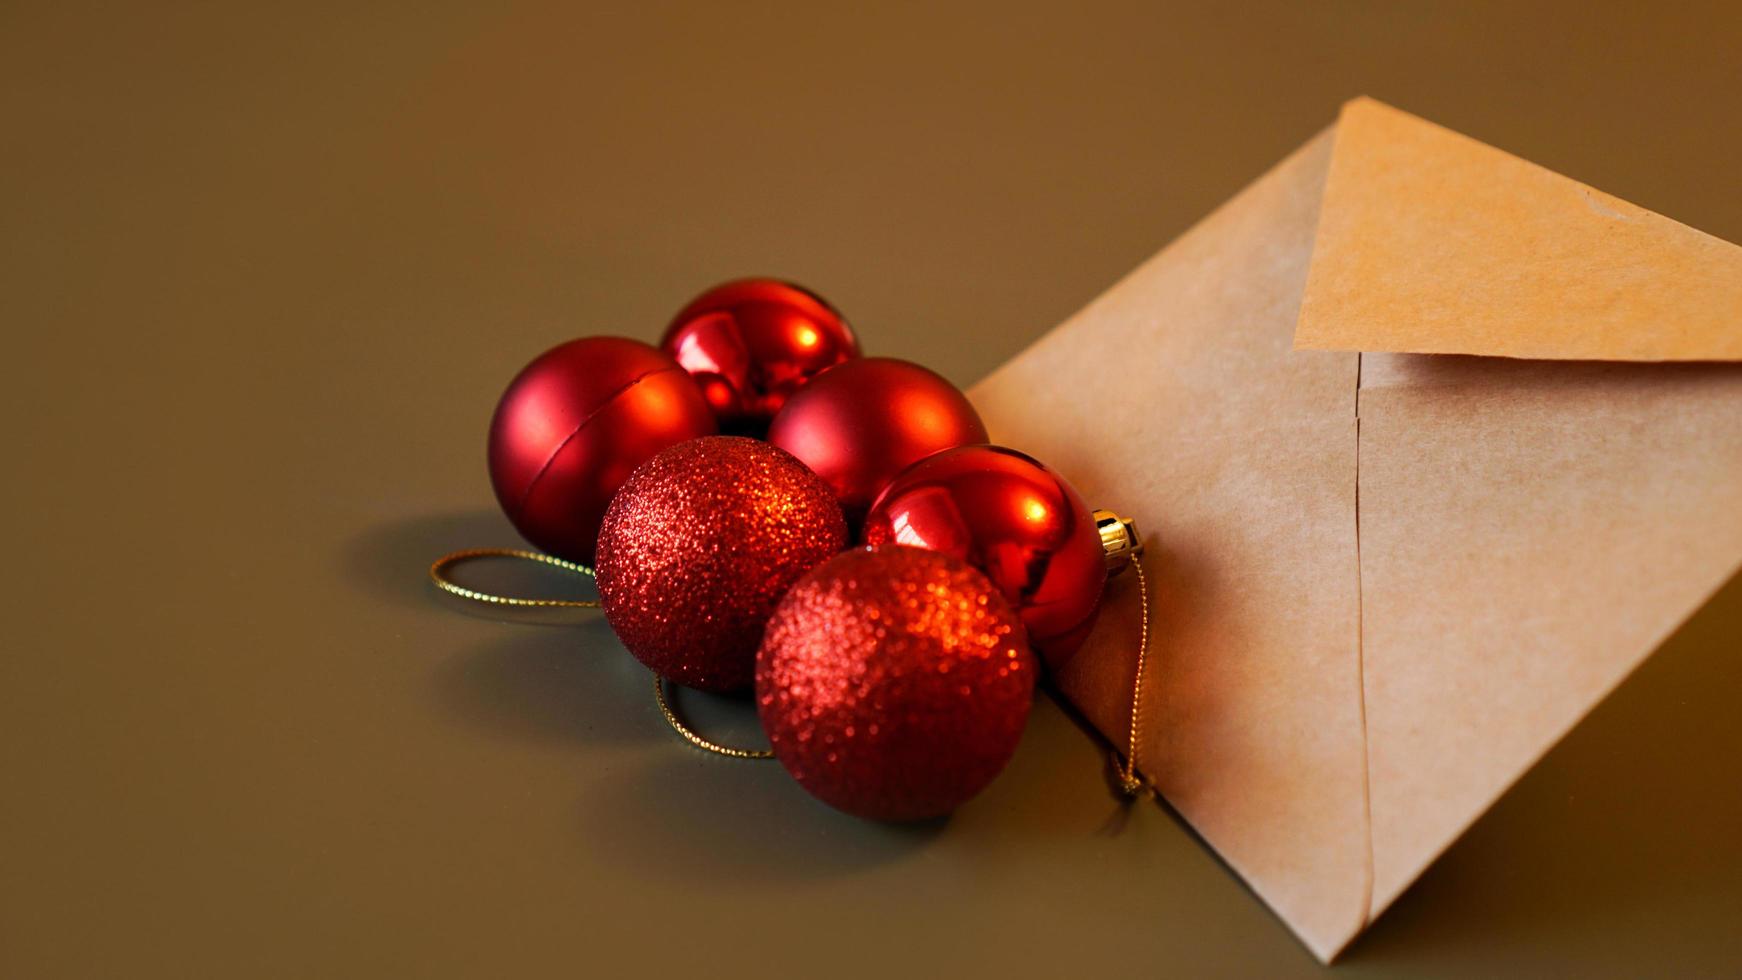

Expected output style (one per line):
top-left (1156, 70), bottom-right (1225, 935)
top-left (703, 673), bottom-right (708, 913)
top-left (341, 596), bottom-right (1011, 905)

top-left (596, 436), bottom-right (848, 693)
top-left (756, 546), bottom-right (1036, 821)
top-left (488, 337), bottom-right (716, 563)
top-left (766, 357), bottom-right (988, 524)
top-left (863, 445), bottom-right (1107, 672)
top-left (660, 278), bottom-right (860, 433)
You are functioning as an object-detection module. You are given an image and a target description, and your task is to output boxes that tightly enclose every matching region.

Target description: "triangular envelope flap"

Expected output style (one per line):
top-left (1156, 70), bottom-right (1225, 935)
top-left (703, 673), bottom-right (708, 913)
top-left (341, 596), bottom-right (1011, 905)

top-left (1296, 98), bottom-right (1742, 362)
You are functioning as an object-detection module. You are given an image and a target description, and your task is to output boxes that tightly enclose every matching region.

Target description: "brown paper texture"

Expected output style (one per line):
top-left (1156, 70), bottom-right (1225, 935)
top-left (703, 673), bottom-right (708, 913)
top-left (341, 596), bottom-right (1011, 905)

top-left (970, 99), bottom-right (1742, 962)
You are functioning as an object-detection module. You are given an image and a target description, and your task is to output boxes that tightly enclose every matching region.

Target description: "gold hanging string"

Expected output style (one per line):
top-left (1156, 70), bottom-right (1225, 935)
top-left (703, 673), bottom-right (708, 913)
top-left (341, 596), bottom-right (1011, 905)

top-left (428, 547), bottom-right (767, 756)
top-left (654, 515), bottom-right (1156, 784)
top-left (428, 524), bottom-right (1152, 789)
top-left (428, 548), bottom-right (601, 608)
top-left (1110, 555), bottom-right (1151, 797)
top-left (1092, 510), bottom-right (1151, 799)
top-left (652, 675), bottom-right (775, 760)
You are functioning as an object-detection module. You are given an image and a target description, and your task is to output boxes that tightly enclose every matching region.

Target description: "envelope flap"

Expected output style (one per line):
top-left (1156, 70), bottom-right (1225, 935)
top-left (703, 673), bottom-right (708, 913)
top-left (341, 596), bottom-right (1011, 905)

top-left (1296, 98), bottom-right (1742, 361)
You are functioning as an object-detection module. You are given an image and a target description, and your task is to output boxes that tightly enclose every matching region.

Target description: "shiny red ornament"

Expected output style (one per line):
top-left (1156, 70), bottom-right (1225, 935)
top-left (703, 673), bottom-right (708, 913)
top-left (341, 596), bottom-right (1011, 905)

top-left (488, 337), bottom-right (717, 563)
top-left (596, 436), bottom-right (848, 693)
top-left (659, 278), bottom-right (860, 433)
top-left (862, 446), bottom-right (1107, 672)
top-left (766, 357), bottom-right (988, 523)
top-left (756, 545), bottom-right (1036, 821)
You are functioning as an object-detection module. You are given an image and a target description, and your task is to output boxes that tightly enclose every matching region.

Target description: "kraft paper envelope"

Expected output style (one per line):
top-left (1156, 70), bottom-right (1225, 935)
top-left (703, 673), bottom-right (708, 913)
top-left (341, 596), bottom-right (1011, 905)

top-left (970, 97), bottom-right (1742, 962)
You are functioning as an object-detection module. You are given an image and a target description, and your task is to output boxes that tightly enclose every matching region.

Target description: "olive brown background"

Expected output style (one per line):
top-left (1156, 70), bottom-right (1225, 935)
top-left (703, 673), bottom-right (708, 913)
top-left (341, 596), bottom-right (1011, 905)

top-left (3, 2), bottom-right (1739, 977)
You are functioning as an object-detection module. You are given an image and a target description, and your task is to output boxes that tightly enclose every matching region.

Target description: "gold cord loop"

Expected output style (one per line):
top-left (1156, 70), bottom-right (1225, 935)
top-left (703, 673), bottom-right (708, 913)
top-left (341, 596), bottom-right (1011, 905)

top-left (1111, 555), bottom-right (1151, 797)
top-left (1092, 510), bottom-right (1151, 799)
top-left (652, 675), bottom-right (775, 760)
top-left (428, 548), bottom-right (601, 608)
top-left (428, 536), bottom-right (1149, 785)
top-left (428, 549), bottom-right (769, 758)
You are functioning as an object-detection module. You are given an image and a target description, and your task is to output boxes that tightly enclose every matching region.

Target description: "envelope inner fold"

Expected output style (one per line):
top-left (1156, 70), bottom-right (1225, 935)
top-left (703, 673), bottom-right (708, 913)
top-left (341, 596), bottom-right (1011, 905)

top-left (1356, 361), bottom-right (1742, 915)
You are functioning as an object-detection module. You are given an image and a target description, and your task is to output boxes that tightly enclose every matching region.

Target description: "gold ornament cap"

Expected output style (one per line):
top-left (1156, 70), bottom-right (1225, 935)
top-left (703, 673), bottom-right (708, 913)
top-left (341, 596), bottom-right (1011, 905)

top-left (1093, 510), bottom-right (1143, 573)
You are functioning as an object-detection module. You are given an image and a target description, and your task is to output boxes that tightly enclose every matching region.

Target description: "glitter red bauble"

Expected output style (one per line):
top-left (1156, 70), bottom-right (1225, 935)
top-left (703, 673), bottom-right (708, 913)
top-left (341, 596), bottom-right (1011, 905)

top-left (596, 436), bottom-right (848, 693)
top-left (659, 278), bottom-right (860, 433)
top-left (488, 337), bottom-right (717, 564)
top-left (756, 545), bottom-right (1037, 821)
top-left (863, 445), bottom-right (1107, 672)
top-left (766, 357), bottom-right (988, 524)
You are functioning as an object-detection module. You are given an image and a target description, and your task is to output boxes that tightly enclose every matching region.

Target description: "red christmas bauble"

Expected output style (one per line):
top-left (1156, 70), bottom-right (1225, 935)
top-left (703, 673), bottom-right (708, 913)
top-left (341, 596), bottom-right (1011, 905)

top-left (863, 445), bottom-right (1107, 672)
top-left (596, 436), bottom-right (848, 693)
top-left (756, 545), bottom-right (1037, 821)
top-left (766, 357), bottom-right (988, 523)
top-left (659, 278), bottom-right (860, 433)
top-left (488, 337), bottom-right (717, 563)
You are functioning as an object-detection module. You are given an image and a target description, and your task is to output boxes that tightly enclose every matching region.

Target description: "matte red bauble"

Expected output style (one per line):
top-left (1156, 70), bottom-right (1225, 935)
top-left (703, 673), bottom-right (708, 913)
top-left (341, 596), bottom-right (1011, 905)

top-left (488, 337), bottom-right (717, 563)
top-left (756, 546), bottom-right (1036, 821)
top-left (766, 357), bottom-right (988, 523)
top-left (596, 436), bottom-right (847, 693)
top-left (659, 278), bottom-right (860, 432)
top-left (863, 445), bottom-right (1107, 672)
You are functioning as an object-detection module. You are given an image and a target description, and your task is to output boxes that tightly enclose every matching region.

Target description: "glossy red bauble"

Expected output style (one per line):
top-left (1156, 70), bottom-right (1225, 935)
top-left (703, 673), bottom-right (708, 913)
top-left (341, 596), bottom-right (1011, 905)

top-left (863, 445), bottom-right (1107, 672)
top-left (596, 436), bottom-right (848, 693)
top-left (756, 545), bottom-right (1037, 822)
top-left (659, 278), bottom-right (859, 432)
top-left (488, 337), bottom-right (717, 563)
top-left (766, 357), bottom-right (988, 523)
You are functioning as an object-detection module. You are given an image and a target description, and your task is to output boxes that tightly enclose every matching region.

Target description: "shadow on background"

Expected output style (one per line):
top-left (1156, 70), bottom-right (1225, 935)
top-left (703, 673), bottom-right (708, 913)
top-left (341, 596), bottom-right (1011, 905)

top-left (348, 511), bottom-right (941, 878)
top-left (573, 741), bottom-right (944, 883)
top-left (343, 510), bottom-right (653, 743)
top-left (435, 624), bottom-right (661, 747)
top-left (573, 655), bottom-right (949, 882)
top-left (343, 509), bottom-right (603, 620)
top-left (1346, 572), bottom-right (1742, 968)
top-left (331, 508), bottom-right (1361, 925)
top-left (345, 510), bottom-right (516, 608)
